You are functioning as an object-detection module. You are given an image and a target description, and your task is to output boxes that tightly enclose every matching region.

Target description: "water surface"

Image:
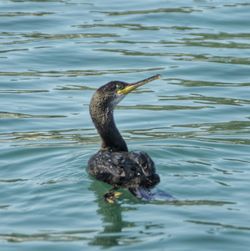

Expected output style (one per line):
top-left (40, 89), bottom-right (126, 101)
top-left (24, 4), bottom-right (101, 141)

top-left (1, 0), bottom-right (250, 250)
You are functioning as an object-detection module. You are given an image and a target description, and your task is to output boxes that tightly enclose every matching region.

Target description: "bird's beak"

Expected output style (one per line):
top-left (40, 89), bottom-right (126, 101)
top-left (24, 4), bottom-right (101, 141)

top-left (117, 74), bottom-right (160, 95)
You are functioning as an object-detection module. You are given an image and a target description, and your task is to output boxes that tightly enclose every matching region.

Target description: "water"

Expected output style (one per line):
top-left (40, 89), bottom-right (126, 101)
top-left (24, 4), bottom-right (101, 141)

top-left (1, 0), bottom-right (250, 250)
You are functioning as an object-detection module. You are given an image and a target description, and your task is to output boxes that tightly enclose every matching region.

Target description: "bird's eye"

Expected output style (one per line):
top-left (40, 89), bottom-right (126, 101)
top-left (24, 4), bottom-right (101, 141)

top-left (116, 84), bottom-right (123, 90)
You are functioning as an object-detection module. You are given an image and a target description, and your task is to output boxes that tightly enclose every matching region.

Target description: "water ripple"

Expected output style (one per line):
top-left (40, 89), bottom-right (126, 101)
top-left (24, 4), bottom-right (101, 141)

top-left (187, 220), bottom-right (250, 231)
top-left (0, 12), bottom-right (54, 17)
top-left (159, 94), bottom-right (250, 106)
top-left (99, 7), bottom-right (199, 16)
top-left (0, 112), bottom-right (66, 119)
top-left (1, 0), bottom-right (250, 250)
top-left (0, 67), bottom-right (163, 77)
top-left (0, 230), bottom-right (97, 243)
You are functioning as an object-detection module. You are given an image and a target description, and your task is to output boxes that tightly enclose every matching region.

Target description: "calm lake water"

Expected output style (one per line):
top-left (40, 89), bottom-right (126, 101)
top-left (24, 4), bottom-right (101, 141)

top-left (1, 0), bottom-right (250, 250)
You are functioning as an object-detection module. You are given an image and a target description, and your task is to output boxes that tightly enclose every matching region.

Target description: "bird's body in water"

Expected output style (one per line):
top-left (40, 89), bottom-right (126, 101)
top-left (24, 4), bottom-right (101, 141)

top-left (88, 75), bottom-right (162, 202)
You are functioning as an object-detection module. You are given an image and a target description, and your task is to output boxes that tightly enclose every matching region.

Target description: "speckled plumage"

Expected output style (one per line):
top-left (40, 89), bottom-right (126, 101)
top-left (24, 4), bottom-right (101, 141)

top-left (88, 150), bottom-right (160, 193)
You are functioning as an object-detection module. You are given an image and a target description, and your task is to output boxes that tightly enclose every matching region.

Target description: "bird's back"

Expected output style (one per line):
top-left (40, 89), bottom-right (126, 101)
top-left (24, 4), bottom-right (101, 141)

top-left (88, 150), bottom-right (160, 189)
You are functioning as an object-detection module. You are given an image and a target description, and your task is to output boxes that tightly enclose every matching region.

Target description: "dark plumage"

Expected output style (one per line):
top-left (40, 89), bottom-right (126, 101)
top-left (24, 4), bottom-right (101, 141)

top-left (88, 150), bottom-right (160, 196)
top-left (88, 75), bottom-right (161, 202)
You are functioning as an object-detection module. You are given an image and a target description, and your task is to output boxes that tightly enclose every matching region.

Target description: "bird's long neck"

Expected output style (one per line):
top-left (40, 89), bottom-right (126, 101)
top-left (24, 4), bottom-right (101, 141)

top-left (90, 96), bottom-right (128, 152)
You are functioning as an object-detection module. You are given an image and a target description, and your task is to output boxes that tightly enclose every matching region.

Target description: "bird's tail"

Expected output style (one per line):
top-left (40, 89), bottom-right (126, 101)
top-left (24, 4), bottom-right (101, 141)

top-left (129, 187), bottom-right (175, 201)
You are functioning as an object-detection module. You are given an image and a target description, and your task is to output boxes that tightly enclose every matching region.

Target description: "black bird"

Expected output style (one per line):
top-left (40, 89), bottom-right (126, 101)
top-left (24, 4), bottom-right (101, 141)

top-left (88, 74), bottom-right (161, 203)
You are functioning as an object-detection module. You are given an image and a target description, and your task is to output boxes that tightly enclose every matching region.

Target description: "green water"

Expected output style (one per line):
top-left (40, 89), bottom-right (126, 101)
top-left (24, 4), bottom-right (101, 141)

top-left (1, 0), bottom-right (250, 250)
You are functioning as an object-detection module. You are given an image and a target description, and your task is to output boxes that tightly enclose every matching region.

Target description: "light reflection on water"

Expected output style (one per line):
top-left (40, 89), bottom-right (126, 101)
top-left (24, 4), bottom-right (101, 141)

top-left (0, 0), bottom-right (250, 250)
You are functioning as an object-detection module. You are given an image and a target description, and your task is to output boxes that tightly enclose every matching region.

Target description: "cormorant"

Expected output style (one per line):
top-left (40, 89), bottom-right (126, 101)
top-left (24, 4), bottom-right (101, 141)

top-left (88, 74), bottom-right (161, 203)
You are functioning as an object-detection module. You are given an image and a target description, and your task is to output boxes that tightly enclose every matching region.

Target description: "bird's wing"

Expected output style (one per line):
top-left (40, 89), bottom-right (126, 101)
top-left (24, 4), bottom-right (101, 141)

top-left (88, 150), bottom-right (159, 188)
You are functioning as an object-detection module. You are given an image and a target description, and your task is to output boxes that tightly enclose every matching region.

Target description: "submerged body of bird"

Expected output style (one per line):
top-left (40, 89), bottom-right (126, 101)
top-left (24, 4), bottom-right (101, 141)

top-left (88, 74), bottom-right (170, 203)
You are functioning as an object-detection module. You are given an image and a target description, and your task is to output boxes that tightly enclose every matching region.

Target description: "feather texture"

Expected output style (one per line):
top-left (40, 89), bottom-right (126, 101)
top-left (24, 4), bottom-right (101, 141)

top-left (88, 150), bottom-right (160, 189)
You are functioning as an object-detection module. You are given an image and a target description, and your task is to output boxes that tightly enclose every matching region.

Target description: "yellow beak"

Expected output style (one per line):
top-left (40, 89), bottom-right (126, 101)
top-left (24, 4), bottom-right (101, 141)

top-left (117, 74), bottom-right (160, 95)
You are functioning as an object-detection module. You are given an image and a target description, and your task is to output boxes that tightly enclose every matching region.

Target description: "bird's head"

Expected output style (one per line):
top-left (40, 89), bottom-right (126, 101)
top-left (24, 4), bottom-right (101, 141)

top-left (92, 74), bottom-right (161, 110)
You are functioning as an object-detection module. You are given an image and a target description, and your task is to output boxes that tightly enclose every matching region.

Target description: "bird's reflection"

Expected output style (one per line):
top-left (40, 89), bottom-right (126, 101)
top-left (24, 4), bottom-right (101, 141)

top-left (88, 180), bottom-right (136, 248)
